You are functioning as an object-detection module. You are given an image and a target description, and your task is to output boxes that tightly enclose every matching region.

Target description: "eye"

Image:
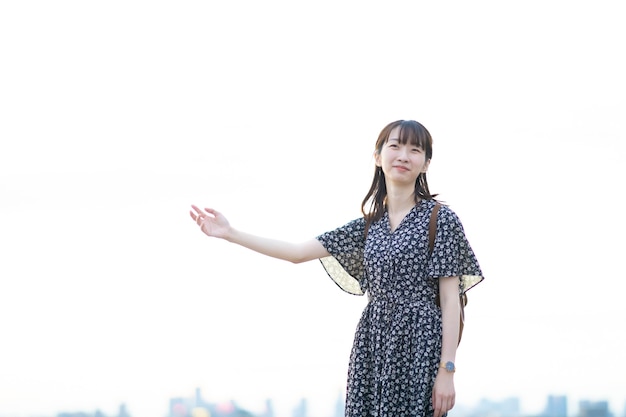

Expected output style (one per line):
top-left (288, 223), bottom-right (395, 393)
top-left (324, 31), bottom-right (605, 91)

top-left (412, 147), bottom-right (423, 153)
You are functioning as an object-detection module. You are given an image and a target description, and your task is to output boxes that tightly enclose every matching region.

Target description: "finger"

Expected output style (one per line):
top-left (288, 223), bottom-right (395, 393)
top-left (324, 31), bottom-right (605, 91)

top-left (432, 397), bottom-right (441, 417)
top-left (203, 207), bottom-right (218, 217)
top-left (191, 205), bottom-right (208, 223)
top-left (440, 402), bottom-right (450, 416)
top-left (435, 396), bottom-right (449, 417)
top-left (190, 210), bottom-right (204, 226)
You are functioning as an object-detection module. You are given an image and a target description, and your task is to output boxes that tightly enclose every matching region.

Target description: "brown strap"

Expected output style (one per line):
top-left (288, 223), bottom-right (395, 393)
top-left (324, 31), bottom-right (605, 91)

top-left (428, 202), bottom-right (441, 256)
top-left (429, 201), bottom-right (465, 346)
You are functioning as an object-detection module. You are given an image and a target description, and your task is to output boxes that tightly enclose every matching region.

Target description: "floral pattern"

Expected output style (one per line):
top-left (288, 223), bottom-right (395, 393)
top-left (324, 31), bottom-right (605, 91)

top-left (316, 199), bottom-right (483, 417)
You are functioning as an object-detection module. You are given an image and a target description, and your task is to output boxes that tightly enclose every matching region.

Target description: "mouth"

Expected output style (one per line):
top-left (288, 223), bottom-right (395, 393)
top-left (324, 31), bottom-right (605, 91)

top-left (392, 165), bottom-right (410, 172)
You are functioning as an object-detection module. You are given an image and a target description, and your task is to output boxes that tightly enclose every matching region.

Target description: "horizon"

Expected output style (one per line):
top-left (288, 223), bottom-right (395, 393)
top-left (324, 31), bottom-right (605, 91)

top-left (0, 389), bottom-right (624, 417)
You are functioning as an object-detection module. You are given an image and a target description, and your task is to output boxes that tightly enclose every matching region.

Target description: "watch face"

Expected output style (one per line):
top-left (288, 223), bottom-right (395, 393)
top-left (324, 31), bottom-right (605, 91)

top-left (445, 361), bottom-right (455, 372)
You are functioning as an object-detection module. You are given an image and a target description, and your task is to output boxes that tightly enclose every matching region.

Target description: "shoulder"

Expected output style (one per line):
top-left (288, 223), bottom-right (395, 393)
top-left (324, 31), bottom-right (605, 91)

top-left (422, 200), bottom-right (458, 221)
top-left (434, 202), bottom-right (465, 230)
top-left (437, 203), bottom-right (459, 220)
top-left (339, 216), bottom-right (366, 231)
top-left (437, 204), bottom-right (465, 236)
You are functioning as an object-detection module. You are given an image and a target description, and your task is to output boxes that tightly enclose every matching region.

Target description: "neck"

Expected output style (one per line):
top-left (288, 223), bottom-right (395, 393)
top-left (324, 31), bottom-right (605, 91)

top-left (386, 185), bottom-right (417, 214)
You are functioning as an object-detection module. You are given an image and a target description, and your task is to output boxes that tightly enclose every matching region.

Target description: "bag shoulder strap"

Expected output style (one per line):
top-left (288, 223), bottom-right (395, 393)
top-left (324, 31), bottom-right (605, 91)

top-left (428, 201), bottom-right (465, 346)
top-left (428, 202), bottom-right (441, 256)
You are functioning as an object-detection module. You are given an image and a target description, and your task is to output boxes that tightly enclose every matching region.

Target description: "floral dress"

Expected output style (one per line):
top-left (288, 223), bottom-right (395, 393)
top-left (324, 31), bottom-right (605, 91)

top-left (316, 199), bottom-right (483, 417)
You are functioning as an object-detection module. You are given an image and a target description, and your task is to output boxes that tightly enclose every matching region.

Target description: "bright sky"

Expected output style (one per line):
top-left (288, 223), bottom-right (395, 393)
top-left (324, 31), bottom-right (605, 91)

top-left (1, 1), bottom-right (625, 417)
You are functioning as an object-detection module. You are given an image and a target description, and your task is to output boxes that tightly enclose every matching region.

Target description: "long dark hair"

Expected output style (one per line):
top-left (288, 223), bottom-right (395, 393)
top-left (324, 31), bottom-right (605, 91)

top-left (361, 120), bottom-right (437, 236)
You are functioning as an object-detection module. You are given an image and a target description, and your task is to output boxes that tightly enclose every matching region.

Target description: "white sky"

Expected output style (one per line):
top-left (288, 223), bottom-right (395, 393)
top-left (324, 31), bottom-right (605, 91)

top-left (1, 1), bottom-right (625, 417)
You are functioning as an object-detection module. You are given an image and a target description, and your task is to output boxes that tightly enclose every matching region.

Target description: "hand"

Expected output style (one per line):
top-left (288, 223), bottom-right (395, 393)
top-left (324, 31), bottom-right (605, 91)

top-left (432, 371), bottom-right (455, 417)
top-left (189, 205), bottom-right (231, 239)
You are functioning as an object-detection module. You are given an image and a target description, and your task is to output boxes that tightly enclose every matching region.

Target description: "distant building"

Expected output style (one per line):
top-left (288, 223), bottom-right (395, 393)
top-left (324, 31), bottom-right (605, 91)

top-left (578, 400), bottom-right (612, 417)
top-left (466, 397), bottom-right (521, 417)
top-left (259, 399), bottom-right (275, 417)
top-left (545, 395), bottom-right (568, 417)
top-left (117, 403), bottom-right (131, 417)
top-left (57, 404), bottom-right (129, 417)
top-left (169, 387), bottom-right (257, 417)
top-left (333, 391), bottom-right (345, 417)
top-left (291, 398), bottom-right (308, 417)
top-left (57, 414), bottom-right (93, 417)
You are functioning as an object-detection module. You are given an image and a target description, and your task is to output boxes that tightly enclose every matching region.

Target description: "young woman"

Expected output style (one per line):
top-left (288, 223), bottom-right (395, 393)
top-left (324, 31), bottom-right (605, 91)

top-left (190, 119), bottom-right (484, 417)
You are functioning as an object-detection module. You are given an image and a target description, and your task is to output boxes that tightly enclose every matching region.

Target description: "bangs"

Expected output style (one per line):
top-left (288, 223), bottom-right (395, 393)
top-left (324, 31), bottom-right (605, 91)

top-left (396, 121), bottom-right (430, 151)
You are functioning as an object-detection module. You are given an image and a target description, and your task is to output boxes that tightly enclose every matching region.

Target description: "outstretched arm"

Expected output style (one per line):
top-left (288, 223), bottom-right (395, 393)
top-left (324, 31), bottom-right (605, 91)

top-left (190, 205), bottom-right (330, 264)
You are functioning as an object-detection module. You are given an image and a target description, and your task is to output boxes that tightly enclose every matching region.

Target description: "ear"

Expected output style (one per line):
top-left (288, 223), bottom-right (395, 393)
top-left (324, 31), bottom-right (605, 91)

top-left (422, 159), bottom-right (431, 173)
top-left (374, 151), bottom-right (382, 167)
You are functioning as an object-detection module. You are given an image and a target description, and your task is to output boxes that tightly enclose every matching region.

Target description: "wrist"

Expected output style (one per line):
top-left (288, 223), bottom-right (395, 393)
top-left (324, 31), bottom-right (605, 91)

top-left (439, 361), bottom-right (456, 373)
top-left (223, 227), bottom-right (238, 242)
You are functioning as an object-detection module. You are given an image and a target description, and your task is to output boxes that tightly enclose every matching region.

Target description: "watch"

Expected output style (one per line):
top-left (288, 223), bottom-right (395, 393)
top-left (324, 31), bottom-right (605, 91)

top-left (440, 361), bottom-right (456, 373)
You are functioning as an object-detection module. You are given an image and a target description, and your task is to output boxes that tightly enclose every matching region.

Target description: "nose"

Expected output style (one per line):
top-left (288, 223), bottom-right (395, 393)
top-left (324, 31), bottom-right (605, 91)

top-left (397, 146), bottom-right (409, 161)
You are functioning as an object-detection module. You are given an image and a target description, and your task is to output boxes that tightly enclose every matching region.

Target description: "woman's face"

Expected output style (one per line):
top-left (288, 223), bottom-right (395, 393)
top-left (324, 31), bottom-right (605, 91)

top-left (375, 126), bottom-right (430, 186)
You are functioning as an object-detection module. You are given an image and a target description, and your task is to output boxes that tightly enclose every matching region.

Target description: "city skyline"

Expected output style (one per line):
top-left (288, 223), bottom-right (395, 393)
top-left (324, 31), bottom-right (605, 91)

top-left (4, 390), bottom-right (624, 417)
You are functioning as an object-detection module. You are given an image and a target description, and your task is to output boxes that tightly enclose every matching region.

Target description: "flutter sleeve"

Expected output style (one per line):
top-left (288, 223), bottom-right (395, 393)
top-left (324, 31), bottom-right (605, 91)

top-left (316, 217), bottom-right (367, 296)
top-left (427, 205), bottom-right (484, 294)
